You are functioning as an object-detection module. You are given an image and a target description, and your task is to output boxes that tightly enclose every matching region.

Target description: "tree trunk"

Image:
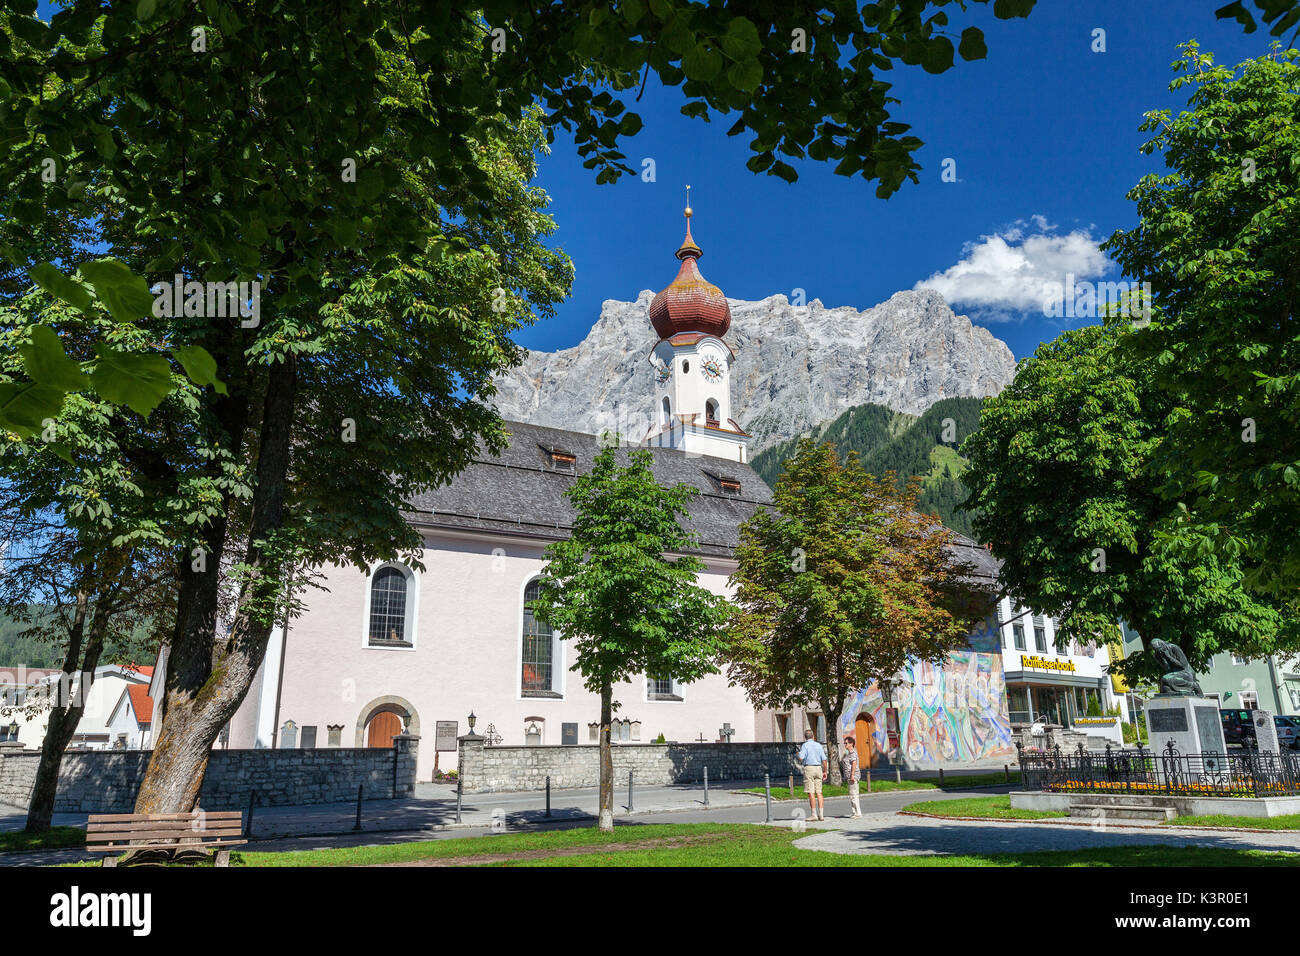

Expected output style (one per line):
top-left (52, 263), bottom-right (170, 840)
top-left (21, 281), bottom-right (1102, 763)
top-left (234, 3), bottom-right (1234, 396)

top-left (824, 701), bottom-right (843, 786)
top-left (26, 602), bottom-right (108, 832)
top-left (134, 356), bottom-right (297, 813)
top-left (598, 682), bottom-right (614, 832)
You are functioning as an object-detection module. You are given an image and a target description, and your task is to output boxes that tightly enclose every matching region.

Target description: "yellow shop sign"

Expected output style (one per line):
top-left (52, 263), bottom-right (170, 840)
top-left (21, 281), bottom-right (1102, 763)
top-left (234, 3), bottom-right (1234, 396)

top-left (1021, 655), bottom-right (1076, 672)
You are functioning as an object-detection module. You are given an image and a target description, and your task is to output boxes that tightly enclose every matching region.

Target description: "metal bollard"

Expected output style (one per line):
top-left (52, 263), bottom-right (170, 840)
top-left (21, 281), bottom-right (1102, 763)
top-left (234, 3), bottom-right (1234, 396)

top-left (353, 784), bottom-right (363, 831)
top-left (895, 765), bottom-right (902, 784)
top-left (628, 770), bottom-right (634, 812)
top-left (703, 766), bottom-right (710, 807)
top-left (545, 775), bottom-right (552, 818)
top-left (764, 772), bottom-right (772, 823)
top-left (789, 773), bottom-right (795, 797)
top-left (865, 768), bottom-right (871, 794)
top-left (938, 767), bottom-right (945, 787)
top-left (455, 779), bottom-right (463, 824)
top-left (1004, 763), bottom-right (1011, 783)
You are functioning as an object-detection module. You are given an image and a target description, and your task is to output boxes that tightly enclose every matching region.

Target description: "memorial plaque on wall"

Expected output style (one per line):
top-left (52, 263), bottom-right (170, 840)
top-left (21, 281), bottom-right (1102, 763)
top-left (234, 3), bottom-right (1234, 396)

top-left (1195, 706), bottom-right (1225, 750)
top-left (562, 722), bottom-right (578, 746)
top-left (1148, 708), bottom-right (1188, 733)
top-left (435, 720), bottom-right (458, 751)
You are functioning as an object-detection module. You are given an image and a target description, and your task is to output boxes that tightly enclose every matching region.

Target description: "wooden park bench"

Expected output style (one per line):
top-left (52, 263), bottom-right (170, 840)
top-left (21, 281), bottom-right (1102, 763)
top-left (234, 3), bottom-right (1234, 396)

top-left (86, 810), bottom-right (246, 867)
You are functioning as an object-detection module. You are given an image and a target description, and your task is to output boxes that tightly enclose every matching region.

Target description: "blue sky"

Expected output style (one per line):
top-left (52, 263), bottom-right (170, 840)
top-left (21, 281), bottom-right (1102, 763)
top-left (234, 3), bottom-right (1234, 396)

top-left (528, 2), bottom-right (1277, 361)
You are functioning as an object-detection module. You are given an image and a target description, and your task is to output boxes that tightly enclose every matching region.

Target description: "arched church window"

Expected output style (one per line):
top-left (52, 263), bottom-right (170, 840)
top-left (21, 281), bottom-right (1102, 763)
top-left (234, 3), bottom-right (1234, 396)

top-left (368, 566), bottom-right (410, 646)
top-left (705, 399), bottom-right (719, 426)
top-left (661, 396), bottom-right (671, 426)
top-left (522, 579), bottom-right (561, 697)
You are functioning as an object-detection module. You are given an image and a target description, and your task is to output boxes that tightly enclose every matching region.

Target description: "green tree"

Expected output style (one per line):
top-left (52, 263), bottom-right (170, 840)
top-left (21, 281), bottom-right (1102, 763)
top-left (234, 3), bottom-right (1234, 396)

top-left (530, 444), bottom-right (732, 832)
top-left (1102, 44), bottom-right (1300, 601)
top-left (725, 439), bottom-right (986, 783)
top-left (4, 13), bottom-right (573, 809)
top-left (0, 0), bottom-right (1042, 432)
top-left (0, 515), bottom-right (170, 833)
top-left (0, 0), bottom-right (1035, 810)
top-left (961, 322), bottom-right (1295, 682)
top-left (1, 295), bottom-right (185, 829)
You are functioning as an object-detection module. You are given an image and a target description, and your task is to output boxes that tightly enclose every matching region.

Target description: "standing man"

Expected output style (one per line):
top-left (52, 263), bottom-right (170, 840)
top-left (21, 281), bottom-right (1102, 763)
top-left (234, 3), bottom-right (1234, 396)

top-left (840, 734), bottom-right (862, 818)
top-left (799, 728), bottom-right (828, 821)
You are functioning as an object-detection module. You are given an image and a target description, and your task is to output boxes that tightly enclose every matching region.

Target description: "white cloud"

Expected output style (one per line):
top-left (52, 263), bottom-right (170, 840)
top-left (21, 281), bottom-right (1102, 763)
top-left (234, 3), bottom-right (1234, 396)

top-left (914, 217), bottom-right (1113, 320)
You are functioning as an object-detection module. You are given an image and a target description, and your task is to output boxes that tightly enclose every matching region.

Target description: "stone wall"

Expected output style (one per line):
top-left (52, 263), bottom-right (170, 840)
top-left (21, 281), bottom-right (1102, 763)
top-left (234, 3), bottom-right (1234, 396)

top-left (0, 734), bottom-right (419, 813)
top-left (456, 735), bottom-right (799, 793)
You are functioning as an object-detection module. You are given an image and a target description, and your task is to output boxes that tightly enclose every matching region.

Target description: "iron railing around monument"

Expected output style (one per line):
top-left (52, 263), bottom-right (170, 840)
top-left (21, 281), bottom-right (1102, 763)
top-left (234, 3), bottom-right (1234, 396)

top-left (1018, 741), bottom-right (1300, 797)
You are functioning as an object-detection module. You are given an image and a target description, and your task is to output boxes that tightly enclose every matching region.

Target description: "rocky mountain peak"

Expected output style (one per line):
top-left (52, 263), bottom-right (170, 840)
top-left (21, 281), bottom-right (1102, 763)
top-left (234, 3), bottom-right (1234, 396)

top-left (492, 288), bottom-right (1016, 456)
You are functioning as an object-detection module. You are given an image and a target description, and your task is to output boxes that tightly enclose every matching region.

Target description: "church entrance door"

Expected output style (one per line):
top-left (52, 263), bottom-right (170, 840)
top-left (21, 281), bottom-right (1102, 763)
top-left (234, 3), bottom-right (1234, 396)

top-left (855, 714), bottom-right (875, 768)
top-left (366, 711), bottom-right (403, 748)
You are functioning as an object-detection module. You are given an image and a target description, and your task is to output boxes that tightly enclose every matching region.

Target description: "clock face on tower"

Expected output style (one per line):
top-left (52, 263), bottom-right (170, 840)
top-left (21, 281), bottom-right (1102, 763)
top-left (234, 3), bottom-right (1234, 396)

top-left (700, 357), bottom-right (723, 382)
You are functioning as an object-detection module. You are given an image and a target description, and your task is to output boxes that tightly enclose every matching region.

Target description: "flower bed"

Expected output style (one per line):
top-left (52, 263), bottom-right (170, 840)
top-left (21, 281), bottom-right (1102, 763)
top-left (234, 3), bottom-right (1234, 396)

top-left (1044, 779), bottom-right (1296, 798)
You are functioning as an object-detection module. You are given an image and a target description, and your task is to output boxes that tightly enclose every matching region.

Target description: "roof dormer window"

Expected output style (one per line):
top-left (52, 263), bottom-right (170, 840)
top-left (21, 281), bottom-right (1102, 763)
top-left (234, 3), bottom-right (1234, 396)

top-left (541, 444), bottom-right (577, 470)
top-left (706, 470), bottom-right (741, 494)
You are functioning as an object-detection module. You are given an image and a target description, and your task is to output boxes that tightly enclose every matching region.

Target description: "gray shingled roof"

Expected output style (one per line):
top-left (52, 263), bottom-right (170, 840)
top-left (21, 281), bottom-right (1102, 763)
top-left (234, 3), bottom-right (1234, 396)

top-left (946, 532), bottom-right (1003, 592)
top-left (405, 421), bottom-right (772, 558)
top-left (404, 419), bottom-right (1004, 591)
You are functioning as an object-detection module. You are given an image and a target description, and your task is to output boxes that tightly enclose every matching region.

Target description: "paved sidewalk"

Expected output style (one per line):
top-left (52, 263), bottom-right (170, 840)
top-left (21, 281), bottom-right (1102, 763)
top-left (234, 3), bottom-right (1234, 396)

top-left (0, 776), bottom-right (1020, 867)
top-left (793, 813), bottom-right (1300, 857)
top-left (0, 779), bottom-right (767, 866)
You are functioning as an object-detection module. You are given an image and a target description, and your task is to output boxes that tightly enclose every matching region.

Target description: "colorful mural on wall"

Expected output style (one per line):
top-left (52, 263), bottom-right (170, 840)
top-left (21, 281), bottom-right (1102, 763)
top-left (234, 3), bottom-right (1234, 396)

top-left (840, 622), bottom-right (1014, 766)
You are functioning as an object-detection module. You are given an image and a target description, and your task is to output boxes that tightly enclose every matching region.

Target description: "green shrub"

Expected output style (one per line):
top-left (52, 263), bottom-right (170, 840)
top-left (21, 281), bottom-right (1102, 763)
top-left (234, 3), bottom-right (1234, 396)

top-left (1121, 721), bottom-right (1149, 744)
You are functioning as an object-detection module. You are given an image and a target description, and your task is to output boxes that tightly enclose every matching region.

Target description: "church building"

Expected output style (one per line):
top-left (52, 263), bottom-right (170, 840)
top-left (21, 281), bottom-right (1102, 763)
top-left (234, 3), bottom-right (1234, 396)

top-left (224, 203), bottom-right (1078, 781)
top-left (228, 205), bottom-right (773, 780)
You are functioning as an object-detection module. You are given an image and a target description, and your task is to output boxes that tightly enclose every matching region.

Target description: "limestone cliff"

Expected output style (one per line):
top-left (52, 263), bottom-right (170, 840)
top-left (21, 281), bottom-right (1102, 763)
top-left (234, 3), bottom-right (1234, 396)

top-left (493, 288), bottom-right (1016, 455)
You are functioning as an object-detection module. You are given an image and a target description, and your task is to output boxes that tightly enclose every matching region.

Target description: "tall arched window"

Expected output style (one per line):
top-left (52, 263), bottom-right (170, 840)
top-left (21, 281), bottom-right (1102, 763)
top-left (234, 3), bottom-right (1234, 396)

top-left (368, 566), bottom-right (409, 645)
top-left (705, 398), bottom-right (720, 425)
top-left (661, 396), bottom-right (671, 426)
top-left (522, 579), bottom-right (560, 697)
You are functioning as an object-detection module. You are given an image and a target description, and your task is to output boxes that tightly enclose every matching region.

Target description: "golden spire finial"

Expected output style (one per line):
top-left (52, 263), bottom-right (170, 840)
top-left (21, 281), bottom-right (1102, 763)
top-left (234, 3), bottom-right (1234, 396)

top-left (684, 184), bottom-right (692, 219)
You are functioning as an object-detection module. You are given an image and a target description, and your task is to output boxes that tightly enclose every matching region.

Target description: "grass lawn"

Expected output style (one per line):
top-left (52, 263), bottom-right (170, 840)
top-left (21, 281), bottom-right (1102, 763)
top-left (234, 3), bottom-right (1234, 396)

top-left (0, 826), bottom-right (87, 854)
top-left (739, 771), bottom-right (1021, 802)
top-left (900, 795), bottom-right (1067, 821)
top-left (62, 821), bottom-right (1300, 867)
top-left (902, 795), bottom-right (1300, 832)
top-left (1168, 813), bottom-right (1300, 830)
top-left (197, 822), bottom-right (1296, 867)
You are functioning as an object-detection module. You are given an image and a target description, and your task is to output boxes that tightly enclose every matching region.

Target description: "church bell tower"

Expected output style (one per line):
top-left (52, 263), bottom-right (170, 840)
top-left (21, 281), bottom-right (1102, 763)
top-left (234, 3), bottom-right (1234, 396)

top-left (645, 191), bottom-right (749, 463)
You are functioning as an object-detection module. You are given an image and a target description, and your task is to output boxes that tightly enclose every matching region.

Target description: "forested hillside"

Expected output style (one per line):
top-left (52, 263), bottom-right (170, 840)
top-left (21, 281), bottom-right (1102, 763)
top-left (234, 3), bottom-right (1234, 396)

top-left (0, 612), bottom-right (159, 670)
top-left (751, 396), bottom-right (986, 538)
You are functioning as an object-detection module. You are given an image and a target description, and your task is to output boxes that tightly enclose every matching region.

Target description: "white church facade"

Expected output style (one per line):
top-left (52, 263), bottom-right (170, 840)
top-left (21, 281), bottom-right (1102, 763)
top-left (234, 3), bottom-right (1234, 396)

top-left (228, 206), bottom-right (773, 781)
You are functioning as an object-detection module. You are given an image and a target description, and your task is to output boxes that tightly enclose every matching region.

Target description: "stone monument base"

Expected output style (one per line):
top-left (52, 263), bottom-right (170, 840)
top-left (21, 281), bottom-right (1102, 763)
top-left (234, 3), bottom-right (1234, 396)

top-left (1145, 695), bottom-right (1228, 775)
top-left (1251, 709), bottom-right (1280, 753)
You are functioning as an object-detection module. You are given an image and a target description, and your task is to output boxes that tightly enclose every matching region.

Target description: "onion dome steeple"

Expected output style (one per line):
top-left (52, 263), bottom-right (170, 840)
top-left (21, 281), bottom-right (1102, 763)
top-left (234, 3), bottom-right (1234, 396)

top-left (648, 189), bottom-right (732, 341)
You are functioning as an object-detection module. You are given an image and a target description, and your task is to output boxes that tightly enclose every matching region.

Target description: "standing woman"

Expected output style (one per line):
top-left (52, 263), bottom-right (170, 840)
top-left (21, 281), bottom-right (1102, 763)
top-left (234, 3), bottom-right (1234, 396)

top-left (840, 734), bottom-right (862, 818)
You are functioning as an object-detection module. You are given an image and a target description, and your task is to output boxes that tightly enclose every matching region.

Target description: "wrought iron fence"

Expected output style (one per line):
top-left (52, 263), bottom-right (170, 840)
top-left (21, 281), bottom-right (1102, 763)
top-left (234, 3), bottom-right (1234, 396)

top-left (1018, 741), bottom-right (1300, 797)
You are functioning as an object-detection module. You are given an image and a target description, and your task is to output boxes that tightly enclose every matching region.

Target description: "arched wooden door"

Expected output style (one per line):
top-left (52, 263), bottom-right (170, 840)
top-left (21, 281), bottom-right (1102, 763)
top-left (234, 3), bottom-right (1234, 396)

top-left (855, 715), bottom-right (875, 769)
top-left (366, 711), bottom-right (403, 748)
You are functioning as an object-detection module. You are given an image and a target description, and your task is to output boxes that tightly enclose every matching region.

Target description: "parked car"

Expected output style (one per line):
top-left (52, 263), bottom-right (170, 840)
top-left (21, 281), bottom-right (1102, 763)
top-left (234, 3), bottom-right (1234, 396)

top-left (1221, 709), bottom-right (1258, 748)
top-left (1274, 715), bottom-right (1300, 750)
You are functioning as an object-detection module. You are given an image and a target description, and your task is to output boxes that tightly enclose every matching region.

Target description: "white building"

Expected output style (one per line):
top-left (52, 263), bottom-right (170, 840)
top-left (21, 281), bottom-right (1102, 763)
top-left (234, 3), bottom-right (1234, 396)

top-left (106, 683), bottom-right (155, 750)
top-left (230, 207), bottom-right (772, 781)
top-left (994, 598), bottom-right (1125, 741)
top-left (0, 664), bottom-right (154, 751)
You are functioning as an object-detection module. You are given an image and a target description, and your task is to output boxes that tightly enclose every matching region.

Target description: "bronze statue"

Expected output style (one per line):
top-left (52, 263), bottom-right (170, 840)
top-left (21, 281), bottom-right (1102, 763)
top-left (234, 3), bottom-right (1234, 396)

top-left (1150, 638), bottom-right (1202, 696)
